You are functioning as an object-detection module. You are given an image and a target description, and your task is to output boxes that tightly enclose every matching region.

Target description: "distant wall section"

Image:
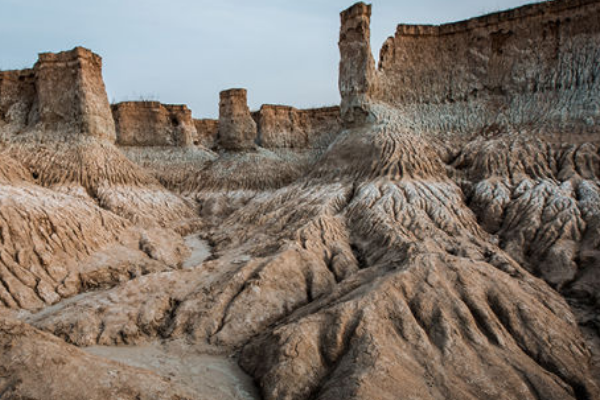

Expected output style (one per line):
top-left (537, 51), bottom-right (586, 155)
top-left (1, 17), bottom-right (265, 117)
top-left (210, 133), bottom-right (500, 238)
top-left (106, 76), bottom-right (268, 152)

top-left (0, 69), bottom-right (36, 134)
top-left (194, 118), bottom-right (219, 148)
top-left (112, 102), bottom-right (196, 147)
top-left (253, 105), bottom-right (341, 149)
top-left (340, 0), bottom-right (600, 138)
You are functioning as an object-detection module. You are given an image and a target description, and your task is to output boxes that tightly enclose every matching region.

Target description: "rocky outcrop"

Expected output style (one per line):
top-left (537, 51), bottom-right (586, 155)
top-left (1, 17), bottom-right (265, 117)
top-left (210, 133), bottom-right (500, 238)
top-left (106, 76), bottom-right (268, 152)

top-left (218, 89), bottom-right (257, 150)
top-left (0, 69), bottom-right (36, 135)
top-left (340, 0), bottom-right (600, 139)
top-left (1, 47), bottom-right (116, 141)
top-left (113, 101), bottom-right (196, 147)
top-left (1, 2), bottom-right (599, 400)
top-left (194, 118), bottom-right (219, 148)
top-left (339, 2), bottom-right (379, 125)
top-left (0, 48), bottom-right (197, 229)
top-left (254, 105), bottom-right (341, 149)
top-left (31, 107), bottom-right (600, 399)
top-left (120, 101), bottom-right (342, 194)
top-left (35, 48), bottom-right (116, 141)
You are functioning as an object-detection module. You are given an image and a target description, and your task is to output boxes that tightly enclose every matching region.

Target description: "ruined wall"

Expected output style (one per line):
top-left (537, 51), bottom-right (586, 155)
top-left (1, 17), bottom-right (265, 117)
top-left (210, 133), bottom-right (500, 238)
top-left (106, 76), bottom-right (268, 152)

top-left (338, 2), bottom-right (379, 126)
top-left (218, 89), bottom-right (257, 150)
top-left (35, 47), bottom-right (116, 141)
top-left (340, 0), bottom-right (600, 138)
top-left (193, 118), bottom-right (219, 148)
top-left (253, 105), bottom-right (341, 149)
top-left (0, 69), bottom-right (36, 133)
top-left (0, 47), bottom-right (116, 142)
top-left (112, 102), bottom-right (195, 147)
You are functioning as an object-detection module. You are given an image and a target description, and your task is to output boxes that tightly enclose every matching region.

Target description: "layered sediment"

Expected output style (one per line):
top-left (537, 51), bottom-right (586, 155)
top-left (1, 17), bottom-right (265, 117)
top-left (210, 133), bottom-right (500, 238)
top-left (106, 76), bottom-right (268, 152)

top-left (1, 1), bottom-right (599, 400)
top-left (0, 47), bottom-right (196, 229)
top-left (254, 105), bottom-right (341, 149)
top-left (218, 88), bottom-right (257, 150)
top-left (113, 101), bottom-right (196, 147)
top-left (340, 0), bottom-right (600, 140)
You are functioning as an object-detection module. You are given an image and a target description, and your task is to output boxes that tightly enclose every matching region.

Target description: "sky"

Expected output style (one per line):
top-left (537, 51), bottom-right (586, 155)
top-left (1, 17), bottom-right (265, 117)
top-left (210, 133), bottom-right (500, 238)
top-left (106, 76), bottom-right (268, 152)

top-left (0, 0), bottom-right (535, 118)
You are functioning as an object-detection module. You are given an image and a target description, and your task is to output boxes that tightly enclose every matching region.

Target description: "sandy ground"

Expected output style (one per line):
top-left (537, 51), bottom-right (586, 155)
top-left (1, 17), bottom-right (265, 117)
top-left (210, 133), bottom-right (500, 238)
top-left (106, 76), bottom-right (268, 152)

top-left (81, 236), bottom-right (259, 400)
top-left (86, 341), bottom-right (260, 400)
top-left (183, 234), bottom-right (212, 269)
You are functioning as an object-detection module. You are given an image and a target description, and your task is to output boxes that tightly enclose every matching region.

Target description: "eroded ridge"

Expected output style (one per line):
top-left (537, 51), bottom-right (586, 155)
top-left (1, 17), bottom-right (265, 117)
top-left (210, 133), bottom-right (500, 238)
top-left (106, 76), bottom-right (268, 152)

top-left (0, 1), bottom-right (599, 400)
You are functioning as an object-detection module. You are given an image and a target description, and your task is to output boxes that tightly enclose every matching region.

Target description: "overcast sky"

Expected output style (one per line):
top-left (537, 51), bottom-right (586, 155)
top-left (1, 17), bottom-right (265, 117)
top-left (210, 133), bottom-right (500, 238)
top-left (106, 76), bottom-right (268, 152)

top-left (1, 0), bottom-right (535, 118)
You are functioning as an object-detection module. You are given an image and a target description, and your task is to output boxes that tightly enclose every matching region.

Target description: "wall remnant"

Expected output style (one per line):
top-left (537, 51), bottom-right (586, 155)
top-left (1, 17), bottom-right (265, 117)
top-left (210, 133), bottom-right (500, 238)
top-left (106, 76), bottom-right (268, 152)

top-left (36, 47), bottom-right (116, 141)
top-left (253, 105), bottom-right (341, 149)
top-left (339, 0), bottom-right (600, 138)
top-left (0, 47), bottom-right (117, 142)
top-left (338, 2), bottom-right (379, 126)
top-left (194, 118), bottom-right (219, 148)
top-left (0, 69), bottom-right (36, 132)
top-left (112, 101), bottom-right (196, 147)
top-left (218, 89), bottom-right (257, 150)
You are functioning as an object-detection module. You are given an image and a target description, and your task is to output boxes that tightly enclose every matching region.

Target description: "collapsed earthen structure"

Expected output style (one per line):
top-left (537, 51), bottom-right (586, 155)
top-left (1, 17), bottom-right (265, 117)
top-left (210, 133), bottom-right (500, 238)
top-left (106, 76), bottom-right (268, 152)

top-left (0, 47), bottom-right (116, 141)
top-left (110, 94), bottom-right (342, 152)
top-left (1, 1), bottom-right (600, 400)
top-left (253, 105), bottom-right (342, 149)
top-left (340, 0), bottom-right (600, 139)
top-left (217, 88), bottom-right (258, 150)
top-left (112, 101), bottom-right (196, 147)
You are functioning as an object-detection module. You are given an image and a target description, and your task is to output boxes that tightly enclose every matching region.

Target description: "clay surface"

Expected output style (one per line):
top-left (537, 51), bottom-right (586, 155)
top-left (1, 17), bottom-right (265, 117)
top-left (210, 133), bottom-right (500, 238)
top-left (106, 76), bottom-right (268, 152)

top-left (1, 1), bottom-right (599, 400)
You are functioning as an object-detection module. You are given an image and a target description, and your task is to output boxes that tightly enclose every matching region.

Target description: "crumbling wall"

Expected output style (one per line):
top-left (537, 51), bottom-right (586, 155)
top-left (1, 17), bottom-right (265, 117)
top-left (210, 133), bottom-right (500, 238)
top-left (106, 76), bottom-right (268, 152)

top-left (194, 118), bottom-right (219, 148)
top-left (35, 47), bottom-right (116, 141)
top-left (253, 105), bottom-right (341, 149)
top-left (112, 102), bottom-right (195, 147)
top-left (340, 0), bottom-right (600, 138)
top-left (0, 69), bottom-right (36, 133)
top-left (0, 47), bottom-right (116, 142)
top-left (218, 89), bottom-right (257, 150)
top-left (338, 2), bottom-right (379, 126)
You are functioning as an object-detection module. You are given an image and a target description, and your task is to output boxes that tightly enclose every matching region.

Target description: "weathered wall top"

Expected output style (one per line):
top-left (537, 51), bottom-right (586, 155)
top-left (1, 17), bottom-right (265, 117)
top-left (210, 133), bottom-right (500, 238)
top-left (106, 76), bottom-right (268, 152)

top-left (218, 88), bottom-right (257, 150)
top-left (1, 47), bottom-right (116, 142)
top-left (394, 0), bottom-right (599, 37)
top-left (112, 101), bottom-right (196, 147)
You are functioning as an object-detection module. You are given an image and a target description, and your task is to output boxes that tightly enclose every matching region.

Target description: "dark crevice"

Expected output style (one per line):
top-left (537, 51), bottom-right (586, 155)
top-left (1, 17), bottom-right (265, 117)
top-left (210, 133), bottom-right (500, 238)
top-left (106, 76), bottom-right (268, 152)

top-left (308, 312), bottom-right (362, 400)
top-left (487, 292), bottom-right (593, 400)
top-left (350, 243), bottom-right (368, 270)
top-left (462, 295), bottom-right (502, 346)
top-left (158, 298), bottom-right (182, 338)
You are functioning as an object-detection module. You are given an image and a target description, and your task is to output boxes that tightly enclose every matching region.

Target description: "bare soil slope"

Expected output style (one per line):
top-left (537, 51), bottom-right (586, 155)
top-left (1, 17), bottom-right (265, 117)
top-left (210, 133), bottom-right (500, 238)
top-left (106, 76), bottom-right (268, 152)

top-left (1, 1), bottom-right (599, 400)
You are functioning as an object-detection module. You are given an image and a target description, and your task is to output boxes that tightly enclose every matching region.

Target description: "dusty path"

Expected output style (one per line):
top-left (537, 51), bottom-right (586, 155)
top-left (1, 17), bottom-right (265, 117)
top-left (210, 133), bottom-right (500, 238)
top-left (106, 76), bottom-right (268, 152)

top-left (86, 341), bottom-right (259, 400)
top-left (78, 237), bottom-right (259, 400)
top-left (183, 234), bottom-right (213, 269)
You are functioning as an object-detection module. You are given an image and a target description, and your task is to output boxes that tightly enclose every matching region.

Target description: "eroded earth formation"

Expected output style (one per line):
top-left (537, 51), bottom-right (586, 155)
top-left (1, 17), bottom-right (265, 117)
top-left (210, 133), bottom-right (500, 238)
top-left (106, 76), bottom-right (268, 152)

top-left (1, 1), bottom-right (599, 399)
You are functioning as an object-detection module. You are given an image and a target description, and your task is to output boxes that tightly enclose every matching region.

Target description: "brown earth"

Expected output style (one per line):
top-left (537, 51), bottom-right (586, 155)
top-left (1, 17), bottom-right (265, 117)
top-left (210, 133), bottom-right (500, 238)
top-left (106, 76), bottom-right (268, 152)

top-left (1, 1), bottom-right (599, 400)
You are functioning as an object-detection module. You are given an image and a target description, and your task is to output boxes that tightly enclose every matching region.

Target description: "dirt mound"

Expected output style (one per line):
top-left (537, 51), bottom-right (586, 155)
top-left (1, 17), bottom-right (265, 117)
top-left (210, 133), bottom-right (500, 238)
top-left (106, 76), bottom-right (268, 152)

top-left (6, 136), bottom-right (197, 229)
top-left (1, 1), bottom-right (599, 399)
top-left (0, 151), bottom-right (189, 311)
top-left (27, 107), bottom-right (600, 398)
top-left (0, 316), bottom-right (201, 400)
